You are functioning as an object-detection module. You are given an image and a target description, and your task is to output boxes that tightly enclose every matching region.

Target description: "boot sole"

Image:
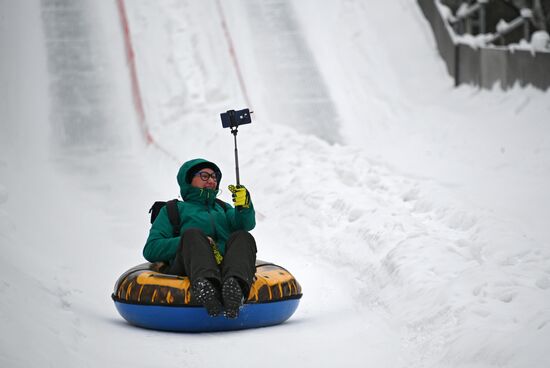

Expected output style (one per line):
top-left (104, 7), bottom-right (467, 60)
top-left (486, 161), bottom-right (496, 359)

top-left (192, 279), bottom-right (223, 317)
top-left (222, 278), bottom-right (243, 319)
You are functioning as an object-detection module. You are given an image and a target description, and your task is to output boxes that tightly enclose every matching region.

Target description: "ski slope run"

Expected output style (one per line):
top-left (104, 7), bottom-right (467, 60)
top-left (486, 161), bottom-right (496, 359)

top-left (0, 0), bottom-right (549, 367)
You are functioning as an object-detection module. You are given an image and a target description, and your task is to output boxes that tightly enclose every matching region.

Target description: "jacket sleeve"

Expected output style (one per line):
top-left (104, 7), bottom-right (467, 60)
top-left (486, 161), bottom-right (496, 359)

top-left (143, 206), bottom-right (180, 262)
top-left (225, 198), bottom-right (256, 232)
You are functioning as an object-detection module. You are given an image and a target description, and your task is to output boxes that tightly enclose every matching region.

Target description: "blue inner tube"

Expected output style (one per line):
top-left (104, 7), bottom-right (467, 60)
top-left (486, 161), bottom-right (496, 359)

top-left (113, 296), bottom-right (301, 332)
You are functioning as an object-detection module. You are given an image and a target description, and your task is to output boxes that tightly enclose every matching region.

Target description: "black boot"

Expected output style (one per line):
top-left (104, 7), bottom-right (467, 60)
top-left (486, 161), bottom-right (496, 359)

top-left (222, 277), bottom-right (244, 319)
top-left (192, 278), bottom-right (223, 317)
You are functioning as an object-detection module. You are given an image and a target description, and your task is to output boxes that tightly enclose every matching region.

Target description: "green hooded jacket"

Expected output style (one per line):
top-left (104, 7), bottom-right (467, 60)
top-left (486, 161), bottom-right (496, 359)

top-left (143, 158), bottom-right (256, 263)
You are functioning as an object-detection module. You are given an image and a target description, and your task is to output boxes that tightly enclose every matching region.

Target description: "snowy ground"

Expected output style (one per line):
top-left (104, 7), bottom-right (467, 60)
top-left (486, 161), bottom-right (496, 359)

top-left (1, 0), bottom-right (549, 367)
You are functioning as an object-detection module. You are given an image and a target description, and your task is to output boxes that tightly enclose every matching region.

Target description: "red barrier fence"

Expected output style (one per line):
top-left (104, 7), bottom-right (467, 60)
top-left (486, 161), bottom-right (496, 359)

top-left (116, 0), bottom-right (180, 162)
top-left (116, 0), bottom-right (253, 160)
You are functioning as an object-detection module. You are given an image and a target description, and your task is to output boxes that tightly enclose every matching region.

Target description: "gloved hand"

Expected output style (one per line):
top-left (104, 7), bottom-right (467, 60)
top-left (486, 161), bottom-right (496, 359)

top-left (228, 185), bottom-right (250, 208)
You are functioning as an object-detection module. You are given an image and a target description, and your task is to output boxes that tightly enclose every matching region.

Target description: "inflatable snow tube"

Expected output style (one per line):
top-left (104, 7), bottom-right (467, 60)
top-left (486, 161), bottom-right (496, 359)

top-left (112, 260), bottom-right (302, 332)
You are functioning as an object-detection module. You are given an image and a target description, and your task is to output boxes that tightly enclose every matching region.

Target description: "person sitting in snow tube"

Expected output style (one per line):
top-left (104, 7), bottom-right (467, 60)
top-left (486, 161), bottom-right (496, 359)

top-left (143, 158), bottom-right (256, 319)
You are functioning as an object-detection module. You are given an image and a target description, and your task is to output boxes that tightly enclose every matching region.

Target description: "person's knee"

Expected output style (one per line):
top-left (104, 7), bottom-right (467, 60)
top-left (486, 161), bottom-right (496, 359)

top-left (228, 230), bottom-right (256, 253)
top-left (232, 230), bottom-right (253, 240)
top-left (180, 228), bottom-right (209, 251)
top-left (182, 228), bottom-right (205, 238)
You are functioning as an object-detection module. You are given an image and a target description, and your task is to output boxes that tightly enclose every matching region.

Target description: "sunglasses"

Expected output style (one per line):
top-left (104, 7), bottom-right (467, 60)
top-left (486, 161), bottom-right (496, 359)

top-left (194, 171), bottom-right (219, 181)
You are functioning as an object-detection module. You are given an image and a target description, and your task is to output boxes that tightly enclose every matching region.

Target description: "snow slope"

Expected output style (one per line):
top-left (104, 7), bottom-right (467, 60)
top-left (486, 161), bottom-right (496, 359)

top-left (1, 0), bottom-right (549, 367)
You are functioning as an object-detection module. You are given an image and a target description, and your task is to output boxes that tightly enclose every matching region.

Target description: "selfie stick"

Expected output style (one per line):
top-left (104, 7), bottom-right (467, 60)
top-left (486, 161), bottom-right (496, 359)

top-left (231, 124), bottom-right (240, 187)
top-left (222, 108), bottom-right (252, 187)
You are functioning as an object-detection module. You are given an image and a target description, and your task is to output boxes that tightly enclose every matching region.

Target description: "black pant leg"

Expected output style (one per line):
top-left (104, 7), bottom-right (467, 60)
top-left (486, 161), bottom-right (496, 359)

top-left (221, 230), bottom-right (257, 295)
top-left (165, 228), bottom-right (221, 285)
